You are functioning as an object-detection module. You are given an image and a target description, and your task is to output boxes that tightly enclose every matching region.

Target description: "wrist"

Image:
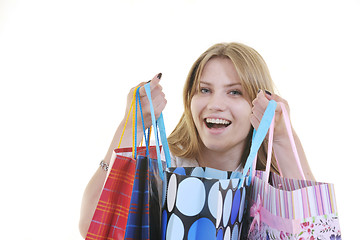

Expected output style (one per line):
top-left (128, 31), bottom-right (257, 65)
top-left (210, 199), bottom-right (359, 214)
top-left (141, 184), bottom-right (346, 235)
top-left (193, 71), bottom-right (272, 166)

top-left (273, 123), bottom-right (295, 146)
top-left (99, 160), bottom-right (109, 171)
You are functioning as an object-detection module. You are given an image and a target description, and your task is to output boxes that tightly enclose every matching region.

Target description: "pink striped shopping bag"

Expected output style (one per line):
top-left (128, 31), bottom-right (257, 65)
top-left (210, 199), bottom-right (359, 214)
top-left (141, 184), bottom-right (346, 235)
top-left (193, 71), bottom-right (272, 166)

top-left (241, 103), bottom-right (341, 239)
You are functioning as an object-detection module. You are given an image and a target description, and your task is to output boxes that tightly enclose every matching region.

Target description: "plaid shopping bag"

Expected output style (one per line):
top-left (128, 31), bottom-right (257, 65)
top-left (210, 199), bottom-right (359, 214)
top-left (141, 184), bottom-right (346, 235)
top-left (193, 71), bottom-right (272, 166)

top-left (241, 103), bottom-right (342, 239)
top-left (86, 147), bottom-right (158, 240)
top-left (161, 100), bottom-right (278, 240)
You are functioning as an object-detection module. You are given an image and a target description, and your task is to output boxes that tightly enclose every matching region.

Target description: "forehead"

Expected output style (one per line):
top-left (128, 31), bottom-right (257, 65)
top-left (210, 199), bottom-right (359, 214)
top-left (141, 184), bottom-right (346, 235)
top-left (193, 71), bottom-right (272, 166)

top-left (199, 57), bottom-right (242, 85)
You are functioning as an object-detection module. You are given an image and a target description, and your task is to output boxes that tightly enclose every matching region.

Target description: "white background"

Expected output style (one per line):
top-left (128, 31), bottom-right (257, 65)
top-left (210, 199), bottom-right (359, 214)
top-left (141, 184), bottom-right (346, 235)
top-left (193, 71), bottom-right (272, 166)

top-left (0, 0), bottom-right (358, 239)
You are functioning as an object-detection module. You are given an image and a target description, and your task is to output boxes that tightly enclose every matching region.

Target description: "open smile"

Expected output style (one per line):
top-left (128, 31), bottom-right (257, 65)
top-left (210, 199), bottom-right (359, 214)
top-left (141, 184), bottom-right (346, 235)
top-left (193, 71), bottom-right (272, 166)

top-left (204, 118), bottom-right (232, 129)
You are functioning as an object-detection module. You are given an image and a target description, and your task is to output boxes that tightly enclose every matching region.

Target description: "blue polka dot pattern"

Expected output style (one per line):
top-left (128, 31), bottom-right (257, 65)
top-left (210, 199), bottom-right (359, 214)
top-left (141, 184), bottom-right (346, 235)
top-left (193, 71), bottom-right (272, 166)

top-left (176, 177), bottom-right (206, 216)
top-left (231, 189), bottom-right (241, 225)
top-left (238, 188), bottom-right (246, 223)
top-left (190, 167), bottom-right (205, 177)
top-left (187, 218), bottom-right (215, 240)
top-left (167, 174), bottom-right (177, 212)
top-left (222, 189), bottom-right (233, 227)
top-left (163, 167), bottom-right (247, 239)
top-left (173, 167), bottom-right (186, 176)
top-left (216, 228), bottom-right (223, 240)
top-left (166, 213), bottom-right (184, 240)
top-left (208, 182), bottom-right (220, 218)
top-left (231, 223), bottom-right (239, 240)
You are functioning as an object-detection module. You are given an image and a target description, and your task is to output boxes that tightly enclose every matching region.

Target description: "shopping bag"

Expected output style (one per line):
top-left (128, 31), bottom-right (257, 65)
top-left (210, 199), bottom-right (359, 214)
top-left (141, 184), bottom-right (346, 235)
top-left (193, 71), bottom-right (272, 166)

top-left (123, 153), bottom-right (163, 239)
top-left (85, 85), bottom-right (163, 240)
top-left (117, 82), bottom-right (173, 239)
top-left (241, 102), bottom-right (342, 240)
top-left (162, 167), bottom-right (246, 240)
top-left (123, 84), bottom-right (170, 239)
top-left (161, 100), bottom-right (278, 240)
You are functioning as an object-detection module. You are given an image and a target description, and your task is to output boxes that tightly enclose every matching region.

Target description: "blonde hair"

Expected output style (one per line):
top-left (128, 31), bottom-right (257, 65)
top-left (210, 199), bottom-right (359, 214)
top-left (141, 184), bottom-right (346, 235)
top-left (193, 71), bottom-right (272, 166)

top-left (168, 42), bottom-right (279, 173)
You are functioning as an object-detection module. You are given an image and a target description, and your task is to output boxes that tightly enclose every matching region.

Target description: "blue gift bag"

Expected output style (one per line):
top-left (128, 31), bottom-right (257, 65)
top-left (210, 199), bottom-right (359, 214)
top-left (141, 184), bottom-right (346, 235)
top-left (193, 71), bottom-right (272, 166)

top-left (162, 167), bottom-right (246, 240)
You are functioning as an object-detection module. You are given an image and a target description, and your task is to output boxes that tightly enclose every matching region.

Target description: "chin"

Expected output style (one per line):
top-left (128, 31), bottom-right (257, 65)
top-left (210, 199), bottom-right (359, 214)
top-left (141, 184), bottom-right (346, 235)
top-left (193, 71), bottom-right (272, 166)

top-left (203, 141), bottom-right (228, 153)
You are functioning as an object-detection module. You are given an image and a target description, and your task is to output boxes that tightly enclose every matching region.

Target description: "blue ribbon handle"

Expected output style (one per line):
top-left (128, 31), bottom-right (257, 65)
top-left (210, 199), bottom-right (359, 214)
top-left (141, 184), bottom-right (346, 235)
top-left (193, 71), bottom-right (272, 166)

top-left (239, 100), bottom-right (277, 188)
top-left (144, 83), bottom-right (171, 180)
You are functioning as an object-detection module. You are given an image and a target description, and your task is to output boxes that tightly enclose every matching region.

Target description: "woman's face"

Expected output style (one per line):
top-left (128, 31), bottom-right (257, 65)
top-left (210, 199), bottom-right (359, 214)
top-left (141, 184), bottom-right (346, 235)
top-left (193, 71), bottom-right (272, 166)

top-left (190, 57), bottom-right (252, 155)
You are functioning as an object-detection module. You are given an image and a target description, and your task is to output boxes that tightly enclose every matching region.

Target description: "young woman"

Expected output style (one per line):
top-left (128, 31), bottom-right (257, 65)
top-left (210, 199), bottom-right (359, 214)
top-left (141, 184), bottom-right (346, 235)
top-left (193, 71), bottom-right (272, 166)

top-left (79, 42), bottom-right (314, 237)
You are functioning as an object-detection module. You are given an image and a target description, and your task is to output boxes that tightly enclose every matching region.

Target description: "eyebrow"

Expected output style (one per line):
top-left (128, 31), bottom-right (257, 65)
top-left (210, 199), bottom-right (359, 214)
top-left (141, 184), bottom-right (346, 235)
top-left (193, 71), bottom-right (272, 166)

top-left (199, 81), bottom-right (242, 87)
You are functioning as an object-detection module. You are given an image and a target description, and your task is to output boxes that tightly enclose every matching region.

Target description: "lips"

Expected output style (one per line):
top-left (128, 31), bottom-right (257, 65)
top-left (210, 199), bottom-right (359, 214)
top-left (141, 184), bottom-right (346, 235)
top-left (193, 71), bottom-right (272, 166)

top-left (204, 118), bottom-right (231, 129)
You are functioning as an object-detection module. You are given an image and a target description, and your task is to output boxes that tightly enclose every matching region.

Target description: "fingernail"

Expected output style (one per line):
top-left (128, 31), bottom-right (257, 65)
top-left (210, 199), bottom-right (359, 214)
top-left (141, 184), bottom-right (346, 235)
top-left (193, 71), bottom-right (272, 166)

top-left (265, 90), bottom-right (272, 96)
top-left (157, 73), bottom-right (162, 79)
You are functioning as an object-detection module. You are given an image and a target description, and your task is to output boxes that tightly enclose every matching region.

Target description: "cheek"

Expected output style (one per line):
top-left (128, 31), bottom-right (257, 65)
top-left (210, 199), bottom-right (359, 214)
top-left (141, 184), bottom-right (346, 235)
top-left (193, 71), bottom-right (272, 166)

top-left (190, 99), bottom-right (199, 128)
top-left (190, 96), bottom-right (201, 120)
top-left (235, 102), bottom-right (252, 125)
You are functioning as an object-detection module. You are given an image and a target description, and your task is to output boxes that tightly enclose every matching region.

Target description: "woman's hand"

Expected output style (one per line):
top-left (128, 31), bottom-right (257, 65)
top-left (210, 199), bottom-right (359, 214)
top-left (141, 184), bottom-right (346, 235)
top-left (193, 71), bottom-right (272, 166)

top-left (123, 73), bottom-right (167, 134)
top-left (250, 90), bottom-right (315, 180)
top-left (79, 73), bottom-right (167, 238)
top-left (250, 90), bottom-right (290, 143)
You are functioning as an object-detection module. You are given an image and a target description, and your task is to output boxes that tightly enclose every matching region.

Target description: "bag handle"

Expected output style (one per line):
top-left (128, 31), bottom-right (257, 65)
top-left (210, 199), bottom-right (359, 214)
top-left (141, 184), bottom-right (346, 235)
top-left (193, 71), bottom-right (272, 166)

top-left (279, 102), bottom-right (305, 180)
top-left (251, 102), bottom-right (306, 182)
top-left (266, 102), bottom-right (305, 181)
top-left (143, 83), bottom-right (171, 180)
top-left (136, 87), bottom-right (152, 157)
top-left (239, 100), bottom-right (277, 188)
top-left (117, 86), bottom-right (140, 159)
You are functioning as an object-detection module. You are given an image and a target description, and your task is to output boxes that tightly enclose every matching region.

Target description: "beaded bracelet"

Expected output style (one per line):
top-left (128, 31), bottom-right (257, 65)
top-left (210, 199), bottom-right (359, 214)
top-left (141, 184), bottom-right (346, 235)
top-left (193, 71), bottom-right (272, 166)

top-left (99, 160), bottom-right (109, 172)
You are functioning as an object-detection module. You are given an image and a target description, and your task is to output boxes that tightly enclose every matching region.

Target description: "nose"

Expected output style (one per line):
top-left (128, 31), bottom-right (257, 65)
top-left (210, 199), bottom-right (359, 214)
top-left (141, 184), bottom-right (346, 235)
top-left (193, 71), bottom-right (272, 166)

top-left (207, 92), bottom-right (226, 111)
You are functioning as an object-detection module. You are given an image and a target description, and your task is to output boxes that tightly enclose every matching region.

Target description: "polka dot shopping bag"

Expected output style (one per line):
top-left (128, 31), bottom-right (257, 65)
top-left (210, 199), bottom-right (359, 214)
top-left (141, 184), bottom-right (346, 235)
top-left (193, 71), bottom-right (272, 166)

top-left (161, 101), bottom-right (278, 240)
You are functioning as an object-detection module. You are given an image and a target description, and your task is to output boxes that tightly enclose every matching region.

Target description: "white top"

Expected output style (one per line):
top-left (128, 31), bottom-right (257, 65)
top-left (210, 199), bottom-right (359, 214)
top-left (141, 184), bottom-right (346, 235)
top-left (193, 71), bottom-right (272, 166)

top-left (114, 146), bottom-right (243, 172)
top-left (162, 149), bottom-right (243, 172)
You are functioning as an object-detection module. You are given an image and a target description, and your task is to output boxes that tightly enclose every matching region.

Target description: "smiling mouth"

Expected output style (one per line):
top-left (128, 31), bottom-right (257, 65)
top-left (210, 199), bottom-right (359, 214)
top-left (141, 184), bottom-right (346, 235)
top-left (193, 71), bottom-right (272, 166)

top-left (204, 118), bottom-right (232, 129)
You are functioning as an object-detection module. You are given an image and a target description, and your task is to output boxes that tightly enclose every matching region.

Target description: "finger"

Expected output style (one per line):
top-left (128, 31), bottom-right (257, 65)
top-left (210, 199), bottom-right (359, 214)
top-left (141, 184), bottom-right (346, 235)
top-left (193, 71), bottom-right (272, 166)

top-left (250, 113), bottom-right (270, 140)
top-left (264, 92), bottom-right (290, 115)
top-left (138, 81), bottom-right (161, 98)
top-left (153, 97), bottom-right (167, 118)
top-left (252, 90), bottom-right (270, 112)
top-left (262, 90), bottom-right (273, 101)
top-left (139, 73), bottom-right (162, 97)
top-left (150, 73), bottom-right (162, 90)
top-left (253, 90), bottom-right (268, 105)
top-left (251, 106), bottom-right (264, 123)
top-left (263, 91), bottom-right (288, 105)
top-left (274, 94), bottom-right (289, 110)
top-left (138, 84), bottom-right (147, 98)
top-left (151, 89), bottom-right (166, 107)
top-left (250, 113), bottom-right (260, 130)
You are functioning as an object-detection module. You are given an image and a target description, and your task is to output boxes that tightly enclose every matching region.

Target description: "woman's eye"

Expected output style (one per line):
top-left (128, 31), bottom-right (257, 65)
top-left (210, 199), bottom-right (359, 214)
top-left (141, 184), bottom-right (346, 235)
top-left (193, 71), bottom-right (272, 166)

top-left (200, 88), bottom-right (210, 94)
top-left (229, 90), bottom-right (242, 95)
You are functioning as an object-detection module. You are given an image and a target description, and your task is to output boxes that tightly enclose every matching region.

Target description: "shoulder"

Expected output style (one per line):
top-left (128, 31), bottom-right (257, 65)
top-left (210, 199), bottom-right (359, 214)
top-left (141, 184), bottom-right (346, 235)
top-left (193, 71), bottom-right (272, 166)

top-left (160, 147), bottom-right (198, 167)
top-left (171, 154), bottom-right (199, 168)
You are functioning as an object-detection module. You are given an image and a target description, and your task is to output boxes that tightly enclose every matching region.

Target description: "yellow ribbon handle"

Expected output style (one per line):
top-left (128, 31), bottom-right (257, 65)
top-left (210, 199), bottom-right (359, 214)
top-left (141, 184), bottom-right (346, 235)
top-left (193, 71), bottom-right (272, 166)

top-left (117, 86), bottom-right (140, 159)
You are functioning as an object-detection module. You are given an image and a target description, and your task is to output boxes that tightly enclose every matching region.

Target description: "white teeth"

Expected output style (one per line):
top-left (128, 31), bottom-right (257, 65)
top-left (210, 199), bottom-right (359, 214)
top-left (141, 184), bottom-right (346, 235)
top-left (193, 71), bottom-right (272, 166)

top-left (205, 118), bottom-right (230, 125)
